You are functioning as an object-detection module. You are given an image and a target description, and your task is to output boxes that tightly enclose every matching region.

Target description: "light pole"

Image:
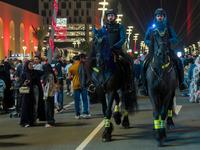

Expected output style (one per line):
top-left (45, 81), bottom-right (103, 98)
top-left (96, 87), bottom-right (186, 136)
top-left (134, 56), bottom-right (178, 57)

top-left (23, 46), bottom-right (27, 56)
top-left (140, 41), bottom-right (145, 55)
top-left (73, 41), bottom-right (76, 48)
top-left (133, 33), bottom-right (139, 54)
top-left (126, 26), bottom-right (133, 54)
top-left (98, 0), bottom-right (109, 27)
top-left (116, 14), bottom-right (123, 24)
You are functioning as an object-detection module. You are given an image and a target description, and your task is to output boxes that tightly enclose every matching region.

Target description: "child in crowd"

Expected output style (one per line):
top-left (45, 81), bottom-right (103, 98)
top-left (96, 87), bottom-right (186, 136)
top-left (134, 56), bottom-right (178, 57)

top-left (10, 68), bottom-right (15, 82)
top-left (42, 64), bottom-right (56, 127)
top-left (10, 73), bottom-right (21, 115)
top-left (53, 68), bottom-right (61, 111)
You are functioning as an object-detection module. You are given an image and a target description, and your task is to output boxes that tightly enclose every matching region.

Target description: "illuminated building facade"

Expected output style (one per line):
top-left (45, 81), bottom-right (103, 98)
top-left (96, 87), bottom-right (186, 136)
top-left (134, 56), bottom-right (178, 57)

top-left (39, 0), bottom-right (101, 56)
top-left (0, 1), bottom-right (43, 60)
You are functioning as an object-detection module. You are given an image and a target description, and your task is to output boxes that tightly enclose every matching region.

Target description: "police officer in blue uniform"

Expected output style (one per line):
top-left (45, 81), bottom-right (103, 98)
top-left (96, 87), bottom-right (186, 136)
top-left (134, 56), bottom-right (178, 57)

top-left (140, 8), bottom-right (188, 96)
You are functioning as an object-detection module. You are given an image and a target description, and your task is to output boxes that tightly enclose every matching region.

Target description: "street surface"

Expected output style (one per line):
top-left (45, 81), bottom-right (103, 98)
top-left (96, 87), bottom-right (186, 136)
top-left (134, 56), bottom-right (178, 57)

top-left (0, 90), bottom-right (200, 150)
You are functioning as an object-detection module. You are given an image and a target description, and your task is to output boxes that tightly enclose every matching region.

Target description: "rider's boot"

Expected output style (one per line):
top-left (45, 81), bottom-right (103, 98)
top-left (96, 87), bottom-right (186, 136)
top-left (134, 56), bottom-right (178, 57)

top-left (88, 83), bottom-right (96, 93)
top-left (139, 61), bottom-right (148, 96)
top-left (169, 50), bottom-right (188, 92)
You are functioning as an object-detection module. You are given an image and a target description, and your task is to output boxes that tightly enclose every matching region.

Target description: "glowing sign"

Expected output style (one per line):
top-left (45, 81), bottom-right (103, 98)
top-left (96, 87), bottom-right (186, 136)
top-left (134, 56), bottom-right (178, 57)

top-left (56, 18), bottom-right (67, 41)
top-left (177, 52), bottom-right (182, 58)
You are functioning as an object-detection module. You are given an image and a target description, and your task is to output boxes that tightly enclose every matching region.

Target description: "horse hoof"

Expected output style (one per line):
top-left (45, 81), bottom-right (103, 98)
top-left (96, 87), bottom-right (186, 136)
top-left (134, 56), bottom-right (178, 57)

top-left (102, 137), bottom-right (111, 142)
top-left (157, 140), bottom-right (164, 147)
top-left (122, 125), bottom-right (129, 129)
top-left (167, 125), bottom-right (173, 130)
top-left (114, 112), bottom-right (122, 125)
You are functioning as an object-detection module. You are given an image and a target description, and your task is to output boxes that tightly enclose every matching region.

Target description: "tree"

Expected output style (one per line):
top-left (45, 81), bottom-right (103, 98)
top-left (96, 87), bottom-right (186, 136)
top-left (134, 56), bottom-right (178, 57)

top-left (83, 42), bottom-right (91, 56)
top-left (32, 26), bottom-right (47, 57)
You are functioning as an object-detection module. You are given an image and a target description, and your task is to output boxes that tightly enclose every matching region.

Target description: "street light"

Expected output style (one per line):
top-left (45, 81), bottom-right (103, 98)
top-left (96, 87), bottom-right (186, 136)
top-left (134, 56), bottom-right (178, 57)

top-left (98, 0), bottom-right (109, 27)
top-left (116, 14), bottom-right (123, 24)
top-left (133, 33), bottom-right (139, 54)
top-left (126, 26), bottom-right (133, 54)
top-left (23, 46), bottom-right (27, 56)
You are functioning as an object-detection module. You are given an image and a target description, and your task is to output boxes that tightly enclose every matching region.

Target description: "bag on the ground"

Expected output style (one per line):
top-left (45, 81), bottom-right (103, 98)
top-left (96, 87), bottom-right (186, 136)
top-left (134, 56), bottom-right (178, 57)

top-left (0, 79), bottom-right (6, 98)
top-left (19, 86), bottom-right (30, 94)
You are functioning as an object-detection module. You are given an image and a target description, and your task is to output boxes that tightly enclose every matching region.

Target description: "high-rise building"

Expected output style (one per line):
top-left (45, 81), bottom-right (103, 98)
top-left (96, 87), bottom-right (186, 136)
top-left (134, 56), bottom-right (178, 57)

top-left (39, 0), bottom-right (101, 58)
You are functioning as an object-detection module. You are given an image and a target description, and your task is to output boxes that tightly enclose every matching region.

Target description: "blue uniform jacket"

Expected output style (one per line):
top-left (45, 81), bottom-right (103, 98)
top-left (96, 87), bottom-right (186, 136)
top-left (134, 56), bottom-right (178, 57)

top-left (144, 14), bottom-right (178, 46)
top-left (113, 24), bottom-right (126, 48)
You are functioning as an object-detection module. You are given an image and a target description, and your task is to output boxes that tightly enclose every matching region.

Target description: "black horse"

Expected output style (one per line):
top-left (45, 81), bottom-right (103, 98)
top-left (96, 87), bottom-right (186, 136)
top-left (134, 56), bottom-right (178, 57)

top-left (146, 32), bottom-right (176, 146)
top-left (86, 26), bottom-right (137, 142)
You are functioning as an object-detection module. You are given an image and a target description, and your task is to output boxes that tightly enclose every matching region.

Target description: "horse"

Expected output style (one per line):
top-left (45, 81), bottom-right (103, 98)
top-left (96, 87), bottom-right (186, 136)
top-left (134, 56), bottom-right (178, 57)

top-left (86, 26), bottom-right (138, 142)
top-left (146, 32), bottom-right (177, 147)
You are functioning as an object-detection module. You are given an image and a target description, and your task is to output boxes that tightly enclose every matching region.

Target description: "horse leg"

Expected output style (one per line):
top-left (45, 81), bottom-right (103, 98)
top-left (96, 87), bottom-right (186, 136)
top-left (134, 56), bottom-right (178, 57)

top-left (113, 91), bottom-right (122, 125)
top-left (102, 91), bottom-right (115, 142)
top-left (122, 89), bottom-right (130, 129)
top-left (149, 93), bottom-right (163, 147)
top-left (167, 92), bottom-right (175, 130)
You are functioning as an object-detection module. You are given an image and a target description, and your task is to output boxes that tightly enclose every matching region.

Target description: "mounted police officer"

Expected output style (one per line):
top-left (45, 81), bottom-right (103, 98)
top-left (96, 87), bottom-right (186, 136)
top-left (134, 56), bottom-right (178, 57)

top-left (140, 8), bottom-right (188, 96)
top-left (88, 9), bottom-right (132, 92)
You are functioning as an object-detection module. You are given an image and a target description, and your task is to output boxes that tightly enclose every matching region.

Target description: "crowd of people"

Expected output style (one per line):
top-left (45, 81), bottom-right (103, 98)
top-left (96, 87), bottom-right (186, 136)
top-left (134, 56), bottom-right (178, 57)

top-left (0, 53), bottom-right (99, 128)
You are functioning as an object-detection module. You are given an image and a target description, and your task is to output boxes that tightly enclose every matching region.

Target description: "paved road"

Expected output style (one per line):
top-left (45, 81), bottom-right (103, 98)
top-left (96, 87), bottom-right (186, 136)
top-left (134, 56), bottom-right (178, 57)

top-left (0, 90), bottom-right (200, 150)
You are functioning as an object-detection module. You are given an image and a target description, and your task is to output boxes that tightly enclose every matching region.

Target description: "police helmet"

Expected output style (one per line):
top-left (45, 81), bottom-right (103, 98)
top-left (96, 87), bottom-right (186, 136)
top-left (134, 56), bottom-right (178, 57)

top-left (106, 9), bottom-right (117, 17)
top-left (154, 8), bottom-right (166, 16)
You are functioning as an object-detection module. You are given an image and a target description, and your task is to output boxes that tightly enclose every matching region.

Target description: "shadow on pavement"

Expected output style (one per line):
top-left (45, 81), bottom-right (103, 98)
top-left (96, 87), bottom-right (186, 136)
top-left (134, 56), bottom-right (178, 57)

top-left (0, 134), bottom-right (24, 139)
top-left (0, 142), bottom-right (28, 147)
top-left (55, 122), bottom-right (89, 127)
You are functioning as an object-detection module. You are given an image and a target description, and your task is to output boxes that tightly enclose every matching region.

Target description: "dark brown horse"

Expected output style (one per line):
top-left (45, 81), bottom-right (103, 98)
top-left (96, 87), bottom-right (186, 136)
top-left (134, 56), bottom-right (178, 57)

top-left (86, 26), bottom-right (137, 142)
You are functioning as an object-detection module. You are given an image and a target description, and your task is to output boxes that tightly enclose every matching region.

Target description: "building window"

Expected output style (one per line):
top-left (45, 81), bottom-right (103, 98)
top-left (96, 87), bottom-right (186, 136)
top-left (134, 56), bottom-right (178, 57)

top-left (47, 18), bottom-right (49, 24)
top-left (42, 10), bottom-right (46, 17)
top-left (49, 0), bottom-right (51, 2)
top-left (49, 10), bottom-right (51, 17)
top-left (66, 10), bottom-right (69, 16)
top-left (82, 9), bottom-right (84, 16)
top-left (69, 17), bottom-right (71, 23)
top-left (87, 17), bottom-right (91, 24)
top-left (44, 2), bottom-right (49, 9)
top-left (76, 2), bottom-right (81, 8)
top-left (74, 9), bottom-right (79, 16)
top-left (58, 10), bottom-right (61, 16)
top-left (86, 2), bottom-right (91, 8)
top-left (87, 9), bottom-right (89, 16)
top-left (74, 17), bottom-right (76, 23)
top-left (64, 0), bottom-right (68, 1)
top-left (41, 0), bottom-right (43, 2)
top-left (69, 2), bottom-right (71, 8)
top-left (61, 2), bottom-right (66, 9)
top-left (79, 17), bottom-right (81, 23)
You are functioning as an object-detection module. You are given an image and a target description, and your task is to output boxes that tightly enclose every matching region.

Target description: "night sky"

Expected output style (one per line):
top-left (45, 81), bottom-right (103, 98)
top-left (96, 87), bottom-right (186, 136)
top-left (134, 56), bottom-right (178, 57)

top-left (119, 0), bottom-right (200, 52)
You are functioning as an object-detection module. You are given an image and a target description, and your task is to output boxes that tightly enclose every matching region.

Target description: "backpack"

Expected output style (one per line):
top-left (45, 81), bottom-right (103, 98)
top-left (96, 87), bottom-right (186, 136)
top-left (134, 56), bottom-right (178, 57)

top-left (0, 79), bottom-right (6, 98)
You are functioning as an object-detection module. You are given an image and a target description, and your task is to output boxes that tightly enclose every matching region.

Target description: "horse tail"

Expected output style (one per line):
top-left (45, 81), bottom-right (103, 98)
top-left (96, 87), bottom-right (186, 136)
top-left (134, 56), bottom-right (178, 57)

top-left (121, 78), bottom-right (138, 114)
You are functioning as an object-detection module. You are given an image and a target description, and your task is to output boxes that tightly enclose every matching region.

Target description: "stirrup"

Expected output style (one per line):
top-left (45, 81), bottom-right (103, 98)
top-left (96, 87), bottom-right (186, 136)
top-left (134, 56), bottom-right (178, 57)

top-left (139, 86), bottom-right (148, 96)
top-left (180, 82), bottom-right (188, 92)
top-left (88, 84), bottom-right (96, 93)
top-left (125, 84), bottom-right (131, 93)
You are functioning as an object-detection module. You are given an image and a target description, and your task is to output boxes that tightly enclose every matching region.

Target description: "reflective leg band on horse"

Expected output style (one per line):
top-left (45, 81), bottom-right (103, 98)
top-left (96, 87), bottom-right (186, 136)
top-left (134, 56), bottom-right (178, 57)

top-left (105, 119), bottom-right (110, 127)
top-left (115, 105), bottom-right (119, 112)
top-left (124, 110), bottom-right (128, 116)
top-left (168, 110), bottom-right (172, 117)
top-left (159, 115), bottom-right (161, 122)
top-left (160, 120), bottom-right (165, 129)
top-left (154, 120), bottom-right (160, 129)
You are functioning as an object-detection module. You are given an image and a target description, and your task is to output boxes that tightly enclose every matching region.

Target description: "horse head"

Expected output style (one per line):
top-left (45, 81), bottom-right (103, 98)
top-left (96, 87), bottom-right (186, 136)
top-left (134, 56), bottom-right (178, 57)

top-left (92, 26), bottom-right (111, 67)
top-left (154, 35), bottom-right (169, 58)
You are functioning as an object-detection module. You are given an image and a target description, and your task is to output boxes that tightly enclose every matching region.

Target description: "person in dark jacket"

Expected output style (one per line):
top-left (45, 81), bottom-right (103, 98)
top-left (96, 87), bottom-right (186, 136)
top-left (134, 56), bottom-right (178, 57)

top-left (51, 53), bottom-right (64, 113)
top-left (0, 59), bottom-right (12, 109)
top-left (20, 60), bottom-right (45, 127)
top-left (15, 58), bottom-right (28, 79)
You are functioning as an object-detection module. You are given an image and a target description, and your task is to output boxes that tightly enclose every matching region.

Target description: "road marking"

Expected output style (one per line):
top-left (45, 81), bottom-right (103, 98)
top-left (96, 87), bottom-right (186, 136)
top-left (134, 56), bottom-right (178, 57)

top-left (76, 102), bottom-right (122, 150)
top-left (76, 120), bottom-right (104, 150)
top-left (64, 101), bottom-right (74, 108)
top-left (173, 96), bottom-right (182, 115)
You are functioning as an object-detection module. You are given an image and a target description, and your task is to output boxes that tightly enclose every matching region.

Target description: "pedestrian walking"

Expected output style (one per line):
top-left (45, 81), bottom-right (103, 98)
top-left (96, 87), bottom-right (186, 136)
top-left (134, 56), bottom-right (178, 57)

top-left (42, 64), bottom-right (56, 127)
top-left (67, 55), bottom-right (90, 119)
top-left (20, 60), bottom-right (45, 127)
